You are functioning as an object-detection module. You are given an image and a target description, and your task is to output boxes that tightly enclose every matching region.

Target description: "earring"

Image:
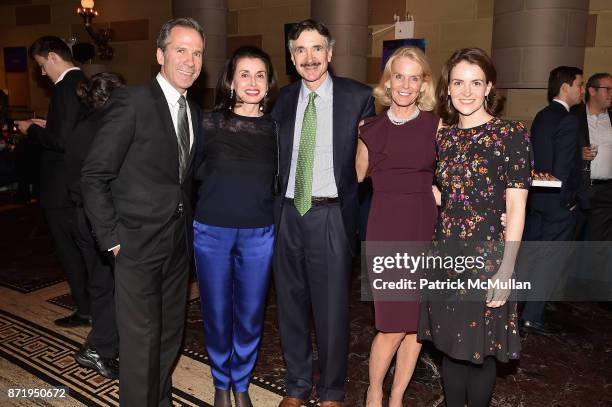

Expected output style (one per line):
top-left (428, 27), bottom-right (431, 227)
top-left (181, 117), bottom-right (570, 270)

top-left (385, 87), bottom-right (391, 97)
top-left (259, 104), bottom-right (264, 112)
top-left (485, 95), bottom-right (489, 110)
top-left (447, 98), bottom-right (451, 111)
top-left (229, 88), bottom-right (234, 110)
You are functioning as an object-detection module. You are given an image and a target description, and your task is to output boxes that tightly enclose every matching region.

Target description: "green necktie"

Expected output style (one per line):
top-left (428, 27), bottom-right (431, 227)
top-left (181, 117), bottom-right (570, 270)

top-left (294, 92), bottom-right (317, 216)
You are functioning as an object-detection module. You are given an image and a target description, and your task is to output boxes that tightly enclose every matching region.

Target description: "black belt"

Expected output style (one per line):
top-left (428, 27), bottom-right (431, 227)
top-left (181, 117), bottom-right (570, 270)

top-left (173, 202), bottom-right (184, 219)
top-left (591, 179), bottom-right (612, 186)
top-left (285, 197), bottom-right (340, 206)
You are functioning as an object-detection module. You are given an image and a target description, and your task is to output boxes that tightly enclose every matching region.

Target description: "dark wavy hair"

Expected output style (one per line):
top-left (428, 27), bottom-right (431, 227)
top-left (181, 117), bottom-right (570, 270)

top-left (436, 48), bottom-right (505, 126)
top-left (76, 72), bottom-right (126, 113)
top-left (29, 36), bottom-right (73, 62)
top-left (214, 46), bottom-right (277, 114)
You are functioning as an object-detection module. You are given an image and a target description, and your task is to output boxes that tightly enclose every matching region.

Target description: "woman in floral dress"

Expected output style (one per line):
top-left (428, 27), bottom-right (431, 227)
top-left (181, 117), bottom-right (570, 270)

top-left (418, 48), bottom-right (532, 407)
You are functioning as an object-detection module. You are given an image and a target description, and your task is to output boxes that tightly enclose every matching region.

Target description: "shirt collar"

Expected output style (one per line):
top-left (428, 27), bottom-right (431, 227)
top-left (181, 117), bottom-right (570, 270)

top-left (553, 98), bottom-right (570, 112)
top-left (586, 103), bottom-right (608, 118)
top-left (299, 72), bottom-right (332, 103)
top-left (55, 67), bottom-right (80, 85)
top-left (156, 73), bottom-right (187, 107)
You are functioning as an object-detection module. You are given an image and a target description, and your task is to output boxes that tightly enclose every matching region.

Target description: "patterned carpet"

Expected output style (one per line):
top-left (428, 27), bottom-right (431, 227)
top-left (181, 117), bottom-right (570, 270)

top-left (0, 305), bottom-right (211, 406)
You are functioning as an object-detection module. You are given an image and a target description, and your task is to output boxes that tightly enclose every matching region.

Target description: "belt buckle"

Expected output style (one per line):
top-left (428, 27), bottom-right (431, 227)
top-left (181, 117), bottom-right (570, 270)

top-left (311, 197), bottom-right (324, 205)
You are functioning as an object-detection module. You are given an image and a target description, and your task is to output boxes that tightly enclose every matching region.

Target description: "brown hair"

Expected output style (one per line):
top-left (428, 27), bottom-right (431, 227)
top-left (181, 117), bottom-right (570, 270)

top-left (437, 48), bottom-right (505, 126)
top-left (287, 19), bottom-right (335, 52)
top-left (372, 46), bottom-right (436, 112)
top-left (76, 72), bottom-right (125, 112)
top-left (29, 36), bottom-right (73, 62)
top-left (157, 17), bottom-right (205, 51)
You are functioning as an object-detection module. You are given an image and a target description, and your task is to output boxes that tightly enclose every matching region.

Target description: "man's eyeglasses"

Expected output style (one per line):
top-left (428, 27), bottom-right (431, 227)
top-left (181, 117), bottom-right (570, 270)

top-left (593, 86), bottom-right (612, 93)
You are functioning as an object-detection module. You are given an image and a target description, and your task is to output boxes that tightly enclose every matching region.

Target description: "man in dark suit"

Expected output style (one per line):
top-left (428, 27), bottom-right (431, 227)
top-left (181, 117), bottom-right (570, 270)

top-left (271, 20), bottom-right (375, 407)
top-left (81, 18), bottom-right (204, 406)
top-left (521, 66), bottom-right (587, 335)
top-left (575, 73), bottom-right (612, 241)
top-left (16, 36), bottom-right (91, 327)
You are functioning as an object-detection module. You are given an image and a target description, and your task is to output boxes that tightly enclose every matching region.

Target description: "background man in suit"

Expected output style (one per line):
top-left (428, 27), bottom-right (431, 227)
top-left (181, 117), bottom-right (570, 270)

top-left (521, 66), bottom-right (587, 335)
top-left (16, 36), bottom-right (91, 328)
top-left (271, 19), bottom-right (375, 407)
top-left (81, 18), bottom-right (204, 406)
top-left (576, 73), bottom-right (612, 241)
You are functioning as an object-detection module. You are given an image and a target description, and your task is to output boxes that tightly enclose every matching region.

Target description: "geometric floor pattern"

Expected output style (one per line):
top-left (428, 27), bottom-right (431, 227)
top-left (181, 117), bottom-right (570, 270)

top-left (42, 295), bottom-right (314, 406)
top-left (0, 309), bottom-right (209, 406)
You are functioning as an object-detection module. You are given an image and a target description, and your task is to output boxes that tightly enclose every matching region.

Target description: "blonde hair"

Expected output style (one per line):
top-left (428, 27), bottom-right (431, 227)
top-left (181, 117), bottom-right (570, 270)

top-left (373, 46), bottom-right (436, 112)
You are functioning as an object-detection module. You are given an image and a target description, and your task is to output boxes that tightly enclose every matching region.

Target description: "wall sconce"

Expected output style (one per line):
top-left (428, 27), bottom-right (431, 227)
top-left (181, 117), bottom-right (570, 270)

top-left (77, 0), bottom-right (113, 60)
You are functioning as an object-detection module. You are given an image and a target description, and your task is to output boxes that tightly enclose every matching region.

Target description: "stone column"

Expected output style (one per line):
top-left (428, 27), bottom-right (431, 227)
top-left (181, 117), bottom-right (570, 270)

top-left (173, 0), bottom-right (226, 107)
top-left (311, 0), bottom-right (369, 83)
top-left (492, 0), bottom-right (588, 88)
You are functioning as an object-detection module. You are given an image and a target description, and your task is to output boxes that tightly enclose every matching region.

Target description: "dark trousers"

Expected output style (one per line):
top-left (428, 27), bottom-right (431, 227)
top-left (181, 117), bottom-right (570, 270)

top-left (44, 206), bottom-right (90, 315)
top-left (72, 205), bottom-right (118, 358)
top-left (521, 206), bottom-right (577, 323)
top-left (442, 356), bottom-right (497, 407)
top-left (273, 201), bottom-right (352, 402)
top-left (115, 216), bottom-right (190, 407)
top-left (589, 182), bottom-right (612, 241)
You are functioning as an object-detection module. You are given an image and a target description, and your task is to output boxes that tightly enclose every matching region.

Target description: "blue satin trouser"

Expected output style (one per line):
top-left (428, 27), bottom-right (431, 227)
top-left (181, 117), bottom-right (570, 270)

top-left (193, 221), bottom-right (274, 392)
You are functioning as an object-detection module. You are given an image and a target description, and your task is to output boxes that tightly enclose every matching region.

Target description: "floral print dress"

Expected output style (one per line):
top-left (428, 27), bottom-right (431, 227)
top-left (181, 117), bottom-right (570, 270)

top-left (418, 117), bottom-right (532, 363)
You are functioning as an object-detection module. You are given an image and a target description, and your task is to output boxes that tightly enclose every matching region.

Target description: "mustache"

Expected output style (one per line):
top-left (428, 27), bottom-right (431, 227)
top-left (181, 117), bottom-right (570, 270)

top-left (300, 62), bottom-right (321, 68)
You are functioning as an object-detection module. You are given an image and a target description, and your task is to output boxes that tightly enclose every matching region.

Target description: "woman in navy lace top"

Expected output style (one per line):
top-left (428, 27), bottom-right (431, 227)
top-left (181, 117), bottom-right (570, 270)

top-left (193, 46), bottom-right (277, 407)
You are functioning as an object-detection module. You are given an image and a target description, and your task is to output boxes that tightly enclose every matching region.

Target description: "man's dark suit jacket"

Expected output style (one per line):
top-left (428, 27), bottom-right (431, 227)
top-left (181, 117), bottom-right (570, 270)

top-left (81, 80), bottom-right (199, 260)
top-left (271, 75), bottom-right (375, 249)
top-left (529, 101), bottom-right (589, 214)
top-left (28, 69), bottom-right (85, 208)
top-left (65, 109), bottom-right (102, 205)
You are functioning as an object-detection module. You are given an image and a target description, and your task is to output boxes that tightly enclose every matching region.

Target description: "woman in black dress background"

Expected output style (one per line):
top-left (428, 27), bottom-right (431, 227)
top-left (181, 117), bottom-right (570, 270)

top-left (70, 73), bottom-right (125, 379)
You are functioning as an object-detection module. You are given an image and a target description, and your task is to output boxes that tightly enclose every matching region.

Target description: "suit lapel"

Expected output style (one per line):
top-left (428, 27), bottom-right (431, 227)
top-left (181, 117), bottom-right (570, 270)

top-left (186, 98), bottom-right (199, 172)
top-left (332, 78), bottom-right (350, 185)
top-left (151, 80), bottom-right (180, 179)
top-left (282, 83), bottom-right (300, 188)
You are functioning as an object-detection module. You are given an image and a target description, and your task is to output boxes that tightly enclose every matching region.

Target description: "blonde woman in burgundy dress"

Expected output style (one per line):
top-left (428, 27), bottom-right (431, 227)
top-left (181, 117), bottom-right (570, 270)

top-left (356, 46), bottom-right (440, 407)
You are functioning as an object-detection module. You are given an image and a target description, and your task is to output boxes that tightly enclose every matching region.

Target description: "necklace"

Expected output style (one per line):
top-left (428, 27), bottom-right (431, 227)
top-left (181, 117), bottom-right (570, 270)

top-left (387, 107), bottom-right (420, 125)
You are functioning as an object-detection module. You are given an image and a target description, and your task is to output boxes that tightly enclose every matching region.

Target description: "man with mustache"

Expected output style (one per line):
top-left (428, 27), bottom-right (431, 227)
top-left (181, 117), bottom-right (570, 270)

top-left (271, 19), bottom-right (375, 407)
top-left (81, 18), bottom-right (204, 406)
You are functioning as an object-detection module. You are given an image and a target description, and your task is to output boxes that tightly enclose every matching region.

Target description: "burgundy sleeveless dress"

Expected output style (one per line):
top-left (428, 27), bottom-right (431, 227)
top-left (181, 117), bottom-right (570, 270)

top-left (360, 110), bottom-right (438, 332)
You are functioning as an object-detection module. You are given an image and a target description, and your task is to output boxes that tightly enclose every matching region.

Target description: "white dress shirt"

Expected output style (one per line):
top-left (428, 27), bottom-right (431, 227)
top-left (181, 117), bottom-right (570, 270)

top-left (587, 105), bottom-right (612, 180)
top-left (54, 67), bottom-right (80, 85)
top-left (156, 73), bottom-right (194, 149)
top-left (286, 73), bottom-right (337, 198)
top-left (553, 98), bottom-right (570, 112)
